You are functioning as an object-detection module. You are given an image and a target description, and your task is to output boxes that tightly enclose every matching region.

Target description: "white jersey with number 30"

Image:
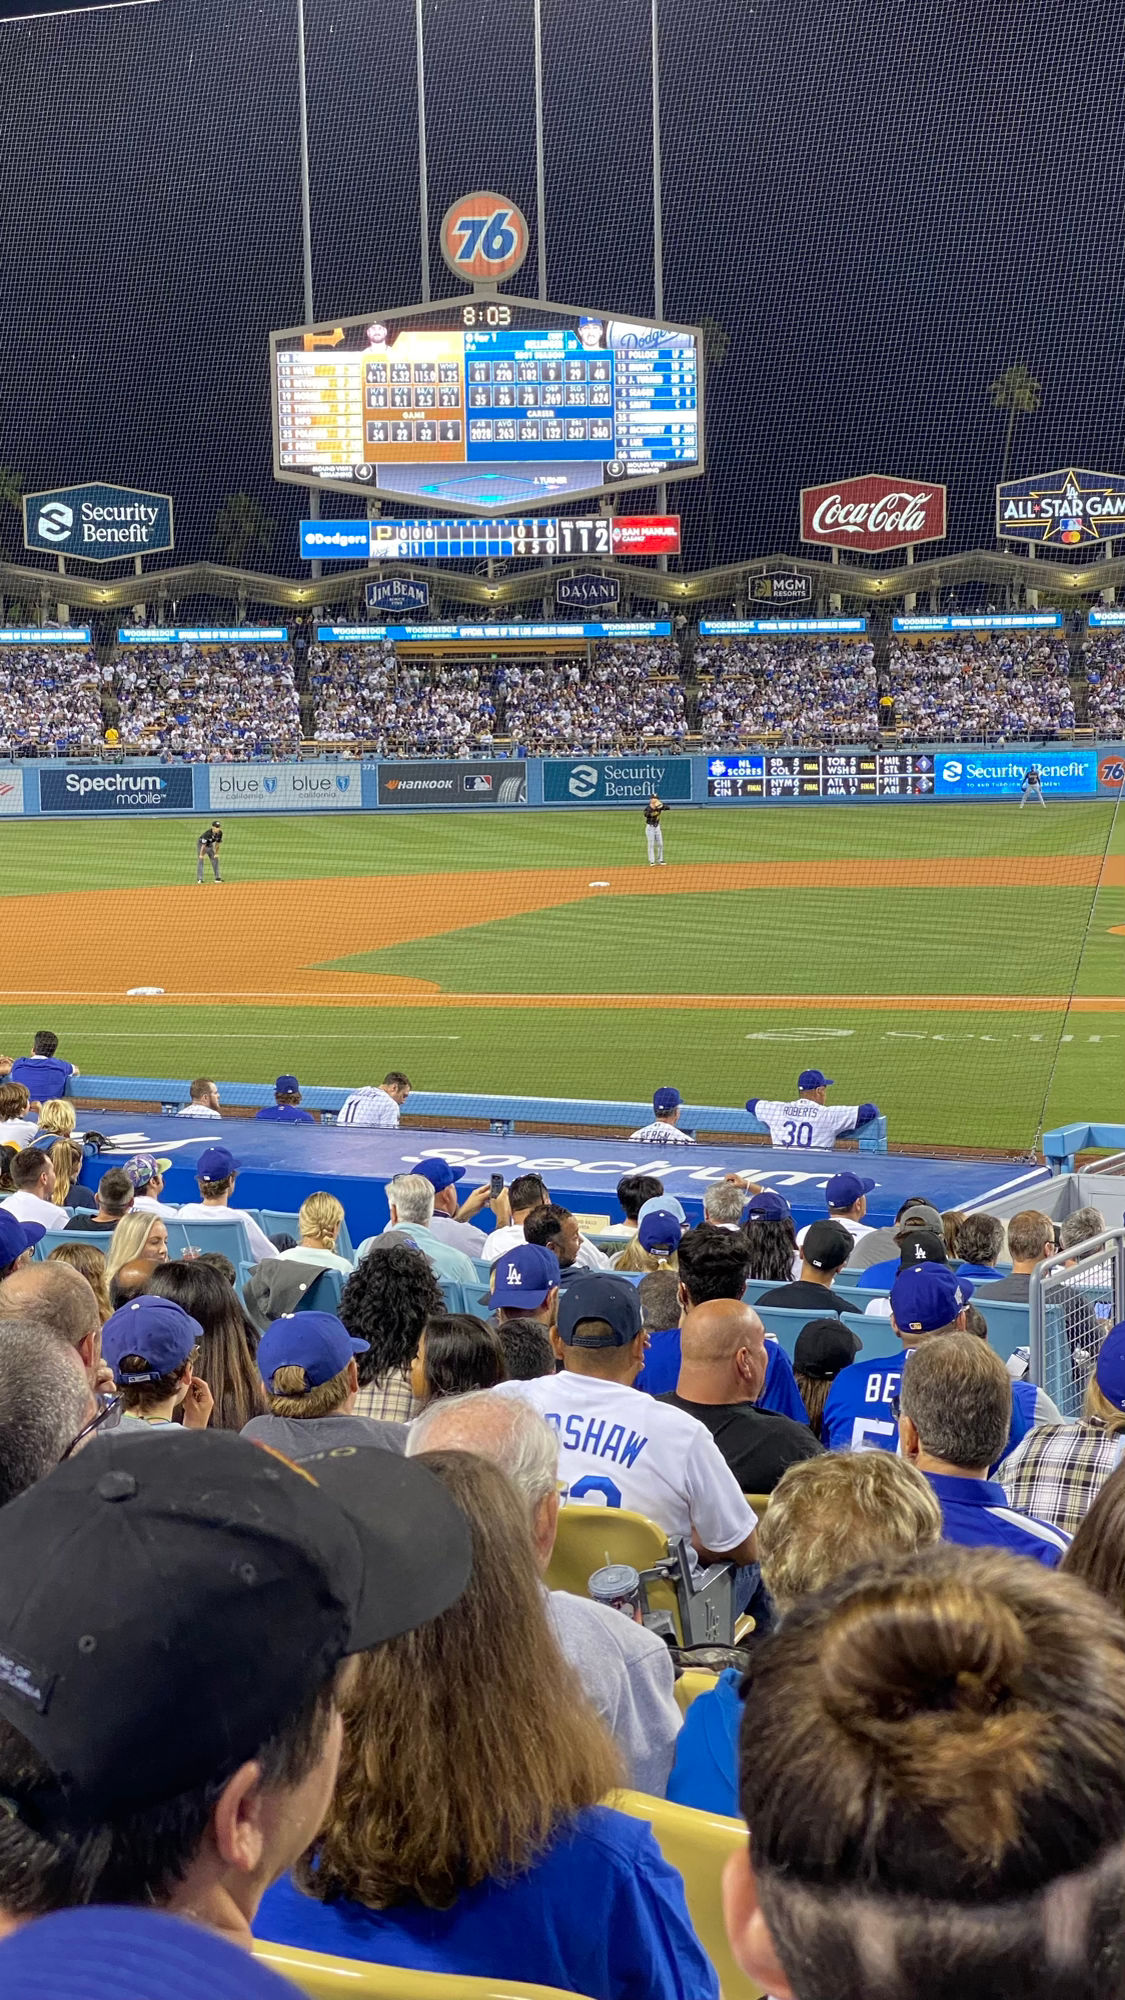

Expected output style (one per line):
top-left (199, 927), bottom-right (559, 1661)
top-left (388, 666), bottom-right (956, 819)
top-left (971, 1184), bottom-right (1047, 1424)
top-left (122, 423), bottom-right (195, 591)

top-left (753, 1097), bottom-right (862, 1149)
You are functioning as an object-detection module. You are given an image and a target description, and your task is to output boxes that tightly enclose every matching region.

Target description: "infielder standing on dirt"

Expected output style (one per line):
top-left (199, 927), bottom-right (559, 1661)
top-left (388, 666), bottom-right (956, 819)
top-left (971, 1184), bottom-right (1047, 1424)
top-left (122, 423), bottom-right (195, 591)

top-left (644, 795), bottom-right (668, 865)
top-left (196, 820), bottom-right (224, 883)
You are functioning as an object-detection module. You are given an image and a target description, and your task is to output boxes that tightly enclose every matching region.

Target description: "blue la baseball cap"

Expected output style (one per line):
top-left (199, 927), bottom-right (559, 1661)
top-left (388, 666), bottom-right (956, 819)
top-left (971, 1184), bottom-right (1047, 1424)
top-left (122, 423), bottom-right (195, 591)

top-left (826, 1172), bottom-right (876, 1210)
top-left (0, 1210), bottom-right (45, 1266)
top-left (0, 1906), bottom-right (298, 2000)
top-left (102, 1296), bottom-right (204, 1384)
top-left (652, 1086), bottom-right (682, 1115)
top-left (557, 1272), bottom-right (643, 1347)
top-left (798, 1069), bottom-right (833, 1090)
top-left (638, 1206), bottom-right (685, 1254)
top-left (487, 1242), bottom-right (561, 1309)
top-left (637, 1193), bottom-right (686, 1227)
top-left (891, 1264), bottom-right (975, 1336)
top-left (416, 1155), bottom-right (468, 1195)
top-left (745, 1189), bottom-right (793, 1220)
top-left (1095, 1323), bottom-right (1125, 1410)
top-left (258, 1311), bottom-right (368, 1393)
top-left (197, 1145), bottom-right (240, 1180)
top-left (275, 1074), bottom-right (300, 1094)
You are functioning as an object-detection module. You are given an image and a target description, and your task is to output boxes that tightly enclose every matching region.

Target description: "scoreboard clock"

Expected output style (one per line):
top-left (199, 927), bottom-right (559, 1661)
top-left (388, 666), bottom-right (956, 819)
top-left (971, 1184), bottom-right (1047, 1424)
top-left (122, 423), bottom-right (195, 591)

top-left (706, 753), bottom-right (935, 799)
top-left (272, 294), bottom-right (704, 514)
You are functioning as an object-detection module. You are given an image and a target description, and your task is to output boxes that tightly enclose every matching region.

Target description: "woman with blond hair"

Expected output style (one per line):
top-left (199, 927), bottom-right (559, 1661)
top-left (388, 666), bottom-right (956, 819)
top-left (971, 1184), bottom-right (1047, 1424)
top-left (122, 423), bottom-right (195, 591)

top-left (47, 1239), bottom-right (112, 1323)
top-left (34, 1098), bottom-right (76, 1140)
top-left (668, 1450), bottom-right (942, 1816)
top-left (613, 1203), bottom-right (684, 1275)
top-left (274, 1191), bottom-right (353, 1274)
top-left (104, 1209), bottom-right (169, 1284)
top-left (256, 1452), bottom-right (717, 1999)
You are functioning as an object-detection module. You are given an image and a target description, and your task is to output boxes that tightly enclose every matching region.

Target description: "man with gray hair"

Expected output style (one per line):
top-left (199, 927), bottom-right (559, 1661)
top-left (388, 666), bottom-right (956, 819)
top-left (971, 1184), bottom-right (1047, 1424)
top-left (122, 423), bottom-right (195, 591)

top-left (0, 1319), bottom-right (95, 1507)
top-left (899, 1333), bottom-right (1069, 1567)
top-left (0, 1260), bottom-right (112, 1397)
top-left (1060, 1206), bottom-right (1106, 1254)
top-left (702, 1182), bottom-right (748, 1229)
top-left (407, 1389), bottom-right (682, 1794)
top-left (355, 1173), bottom-right (476, 1282)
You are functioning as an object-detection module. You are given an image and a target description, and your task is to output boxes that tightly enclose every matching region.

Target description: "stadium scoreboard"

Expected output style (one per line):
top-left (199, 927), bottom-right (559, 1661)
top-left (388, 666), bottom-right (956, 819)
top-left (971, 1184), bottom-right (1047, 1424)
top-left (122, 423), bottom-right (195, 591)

top-left (272, 295), bottom-right (703, 513)
top-left (707, 753), bottom-right (935, 798)
top-left (298, 514), bottom-right (679, 560)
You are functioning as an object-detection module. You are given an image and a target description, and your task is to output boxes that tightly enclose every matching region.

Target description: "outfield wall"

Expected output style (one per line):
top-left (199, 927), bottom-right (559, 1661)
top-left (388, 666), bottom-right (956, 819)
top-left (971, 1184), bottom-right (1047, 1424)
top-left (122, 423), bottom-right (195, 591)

top-left (1, 746), bottom-right (1122, 815)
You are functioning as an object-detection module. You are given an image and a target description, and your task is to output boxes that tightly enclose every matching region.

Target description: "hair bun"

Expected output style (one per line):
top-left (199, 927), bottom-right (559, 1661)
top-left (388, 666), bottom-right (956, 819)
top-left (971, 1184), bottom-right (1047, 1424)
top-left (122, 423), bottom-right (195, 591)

top-left (819, 1576), bottom-right (1029, 1738)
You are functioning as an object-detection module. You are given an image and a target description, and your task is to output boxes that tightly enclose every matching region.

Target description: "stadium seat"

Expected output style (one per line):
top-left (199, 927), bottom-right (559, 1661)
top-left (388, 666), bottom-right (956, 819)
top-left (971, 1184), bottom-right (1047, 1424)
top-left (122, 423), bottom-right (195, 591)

top-left (972, 1297), bottom-right (1030, 1362)
top-left (254, 1941), bottom-right (592, 1998)
top-left (172, 1218), bottom-right (255, 1264)
top-left (744, 1494), bottom-right (771, 1519)
top-left (755, 1306), bottom-right (893, 1362)
top-left (33, 1229), bottom-right (109, 1258)
top-left (546, 1504), bottom-right (735, 1647)
top-left (674, 1668), bottom-right (719, 1714)
top-left (611, 1789), bottom-right (763, 2000)
top-left (440, 1278), bottom-right (490, 1316)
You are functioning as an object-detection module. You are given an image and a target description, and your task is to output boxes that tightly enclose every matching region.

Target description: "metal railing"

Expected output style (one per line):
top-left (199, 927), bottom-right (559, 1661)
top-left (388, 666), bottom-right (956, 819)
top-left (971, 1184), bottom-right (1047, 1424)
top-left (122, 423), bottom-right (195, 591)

top-left (1030, 1230), bottom-right (1125, 1420)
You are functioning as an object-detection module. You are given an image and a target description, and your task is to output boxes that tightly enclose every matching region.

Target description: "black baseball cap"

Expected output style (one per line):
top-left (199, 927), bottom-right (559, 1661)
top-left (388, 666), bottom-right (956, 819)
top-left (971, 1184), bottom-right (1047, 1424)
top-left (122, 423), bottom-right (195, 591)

top-left (794, 1315), bottom-right (862, 1380)
top-left (802, 1219), bottom-right (855, 1273)
top-left (896, 1227), bottom-right (948, 1269)
top-left (0, 1430), bottom-right (471, 1827)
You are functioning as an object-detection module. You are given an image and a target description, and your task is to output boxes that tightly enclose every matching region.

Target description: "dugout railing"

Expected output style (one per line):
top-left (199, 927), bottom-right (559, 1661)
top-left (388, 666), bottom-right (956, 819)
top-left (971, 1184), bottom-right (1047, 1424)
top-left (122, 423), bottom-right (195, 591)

top-left (1029, 1229), bottom-right (1125, 1421)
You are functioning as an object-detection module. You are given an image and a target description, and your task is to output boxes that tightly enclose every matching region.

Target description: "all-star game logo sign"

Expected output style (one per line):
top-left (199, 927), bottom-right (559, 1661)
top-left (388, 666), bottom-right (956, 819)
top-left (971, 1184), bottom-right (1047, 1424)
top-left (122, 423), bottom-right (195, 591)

top-left (996, 467), bottom-right (1125, 547)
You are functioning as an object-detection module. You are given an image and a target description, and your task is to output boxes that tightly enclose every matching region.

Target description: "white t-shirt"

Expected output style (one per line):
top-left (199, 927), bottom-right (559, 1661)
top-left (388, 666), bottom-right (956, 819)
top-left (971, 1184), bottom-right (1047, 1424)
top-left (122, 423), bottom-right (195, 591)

top-left (132, 1194), bottom-right (180, 1217)
top-left (174, 1202), bottom-right (276, 1263)
top-left (627, 1121), bottom-right (696, 1147)
top-left (751, 1097), bottom-right (863, 1149)
top-left (796, 1217), bottom-right (873, 1249)
top-left (337, 1088), bottom-right (400, 1128)
top-left (493, 1373), bottom-right (756, 1570)
top-left (175, 1104), bottom-right (221, 1120)
top-left (0, 1118), bottom-right (37, 1149)
top-left (276, 1244), bottom-right (354, 1273)
top-left (482, 1226), bottom-right (609, 1271)
top-left (1, 1189), bottom-right (70, 1229)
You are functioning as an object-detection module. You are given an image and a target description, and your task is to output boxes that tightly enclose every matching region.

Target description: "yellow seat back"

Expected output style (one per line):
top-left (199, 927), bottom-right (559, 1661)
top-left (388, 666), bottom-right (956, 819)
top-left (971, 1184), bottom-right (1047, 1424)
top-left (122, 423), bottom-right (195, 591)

top-left (743, 1494), bottom-right (771, 1518)
top-left (611, 1789), bottom-right (764, 2000)
top-left (546, 1504), bottom-right (685, 1641)
top-left (674, 1668), bottom-right (718, 1715)
top-left (255, 1941), bottom-right (593, 1999)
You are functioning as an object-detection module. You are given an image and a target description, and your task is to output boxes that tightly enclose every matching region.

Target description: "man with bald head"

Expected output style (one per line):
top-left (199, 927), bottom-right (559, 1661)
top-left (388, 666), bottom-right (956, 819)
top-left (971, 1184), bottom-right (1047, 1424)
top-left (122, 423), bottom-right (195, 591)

top-left (406, 1389), bottom-right (681, 1795)
top-left (0, 1259), bottom-right (112, 1397)
top-left (109, 1259), bottom-right (160, 1310)
top-left (661, 1300), bottom-right (822, 1491)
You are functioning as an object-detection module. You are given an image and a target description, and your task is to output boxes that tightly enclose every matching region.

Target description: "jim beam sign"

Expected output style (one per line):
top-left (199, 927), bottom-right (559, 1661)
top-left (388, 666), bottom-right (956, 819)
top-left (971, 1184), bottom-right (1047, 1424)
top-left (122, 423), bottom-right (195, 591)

top-left (800, 475), bottom-right (948, 554)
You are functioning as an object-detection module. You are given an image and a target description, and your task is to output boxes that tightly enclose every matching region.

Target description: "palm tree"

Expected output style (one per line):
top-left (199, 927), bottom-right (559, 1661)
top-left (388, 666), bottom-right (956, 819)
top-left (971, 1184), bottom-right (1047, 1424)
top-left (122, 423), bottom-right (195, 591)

top-left (213, 491), bottom-right (275, 568)
top-left (0, 466), bottom-right (26, 561)
top-left (989, 364), bottom-right (1043, 485)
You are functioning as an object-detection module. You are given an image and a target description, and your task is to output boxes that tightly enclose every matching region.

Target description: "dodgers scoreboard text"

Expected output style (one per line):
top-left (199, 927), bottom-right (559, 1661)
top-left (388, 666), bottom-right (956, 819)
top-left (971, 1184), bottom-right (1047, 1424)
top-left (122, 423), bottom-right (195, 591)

top-left (707, 753), bottom-right (935, 798)
top-left (299, 514), bottom-right (680, 560)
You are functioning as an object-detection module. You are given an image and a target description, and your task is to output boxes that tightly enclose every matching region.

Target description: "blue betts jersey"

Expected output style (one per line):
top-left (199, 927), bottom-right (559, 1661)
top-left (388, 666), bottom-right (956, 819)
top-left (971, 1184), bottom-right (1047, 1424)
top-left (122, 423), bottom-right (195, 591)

top-left (823, 1353), bottom-right (1039, 1463)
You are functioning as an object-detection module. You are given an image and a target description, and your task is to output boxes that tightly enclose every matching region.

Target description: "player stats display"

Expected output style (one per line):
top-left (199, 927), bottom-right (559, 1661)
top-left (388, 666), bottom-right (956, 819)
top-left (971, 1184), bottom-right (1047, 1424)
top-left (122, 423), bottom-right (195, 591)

top-left (707, 753), bottom-right (935, 798)
top-left (271, 296), bottom-right (703, 513)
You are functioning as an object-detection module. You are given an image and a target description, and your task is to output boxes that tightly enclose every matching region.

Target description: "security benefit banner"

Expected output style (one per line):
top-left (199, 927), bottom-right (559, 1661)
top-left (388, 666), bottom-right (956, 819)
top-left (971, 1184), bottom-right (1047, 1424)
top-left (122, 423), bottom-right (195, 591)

top-left (375, 760), bottom-right (528, 806)
top-left (208, 764), bottom-right (360, 811)
top-left (39, 766), bottom-right (195, 813)
top-left (936, 750), bottom-right (1097, 797)
top-left (543, 757), bottom-right (693, 804)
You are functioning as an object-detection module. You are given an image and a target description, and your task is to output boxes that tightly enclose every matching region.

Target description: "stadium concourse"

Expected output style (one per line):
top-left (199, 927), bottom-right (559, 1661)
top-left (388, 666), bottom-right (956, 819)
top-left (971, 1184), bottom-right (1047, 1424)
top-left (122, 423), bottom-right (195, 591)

top-left (0, 620), bottom-right (1117, 756)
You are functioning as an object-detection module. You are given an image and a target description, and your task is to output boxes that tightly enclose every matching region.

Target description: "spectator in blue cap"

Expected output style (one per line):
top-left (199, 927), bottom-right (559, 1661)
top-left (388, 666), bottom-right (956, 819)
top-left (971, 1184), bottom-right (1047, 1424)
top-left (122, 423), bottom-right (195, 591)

top-left (485, 1242), bottom-right (561, 1329)
top-left (255, 1075), bottom-right (315, 1125)
top-left (797, 1171), bottom-right (876, 1254)
top-left (613, 1198), bottom-right (685, 1275)
top-left (0, 1907), bottom-right (299, 2000)
top-left (629, 1087), bottom-right (696, 1148)
top-left (821, 1263), bottom-right (975, 1453)
top-left (414, 1155), bottom-right (499, 1261)
top-left (0, 1208), bottom-right (45, 1281)
top-left (100, 1295), bottom-right (213, 1435)
top-left (175, 1148), bottom-right (276, 1264)
top-left (742, 1189), bottom-right (801, 1285)
top-left (241, 1311), bottom-right (408, 1459)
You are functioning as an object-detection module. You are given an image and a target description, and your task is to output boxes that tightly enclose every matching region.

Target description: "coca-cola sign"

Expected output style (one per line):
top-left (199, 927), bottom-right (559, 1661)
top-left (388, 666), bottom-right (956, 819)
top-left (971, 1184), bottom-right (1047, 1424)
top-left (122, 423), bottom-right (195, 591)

top-left (800, 475), bottom-right (948, 553)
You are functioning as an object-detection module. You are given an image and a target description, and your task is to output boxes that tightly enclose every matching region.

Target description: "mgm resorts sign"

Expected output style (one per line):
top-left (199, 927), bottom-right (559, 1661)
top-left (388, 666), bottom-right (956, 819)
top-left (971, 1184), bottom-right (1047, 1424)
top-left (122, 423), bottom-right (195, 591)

top-left (23, 482), bottom-right (174, 563)
top-left (996, 467), bottom-right (1125, 548)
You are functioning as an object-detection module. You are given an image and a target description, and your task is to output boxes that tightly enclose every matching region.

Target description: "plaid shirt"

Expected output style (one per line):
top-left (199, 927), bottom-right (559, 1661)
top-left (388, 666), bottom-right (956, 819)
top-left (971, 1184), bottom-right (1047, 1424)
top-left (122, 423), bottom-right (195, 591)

top-left (353, 1369), bottom-right (421, 1425)
top-left (1000, 1421), bottom-right (1125, 1537)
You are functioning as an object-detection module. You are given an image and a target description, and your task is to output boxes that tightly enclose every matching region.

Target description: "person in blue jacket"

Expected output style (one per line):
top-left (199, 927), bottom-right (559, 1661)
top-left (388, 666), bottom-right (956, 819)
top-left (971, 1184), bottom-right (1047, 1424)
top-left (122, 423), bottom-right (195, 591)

top-left (257, 1450), bottom-right (718, 2000)
top-left (254, 1074), bottom-right (316, 1124)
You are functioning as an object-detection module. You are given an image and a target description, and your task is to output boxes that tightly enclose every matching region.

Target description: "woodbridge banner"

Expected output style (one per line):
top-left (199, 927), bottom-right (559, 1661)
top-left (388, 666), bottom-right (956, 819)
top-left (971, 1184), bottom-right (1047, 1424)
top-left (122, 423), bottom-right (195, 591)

top-left (936, 751), bottom-right (1096, 797)
top-left (700, 619), bottom-right (866, 636)
top-left (996, 468), bottom-right (1125, 547)
top-left (800, 475), bottom-right (947, 553)
top-left (0, 627), bottom-right (92, 645)
top-left (543, 756), bottom-right (693, 804)
top-left (894, 613), bottom-right (1063, 633)
top-left (24, 483), bottom-right (174, 562)
top-left (376, 760), bottom-right (527, 806)
top-left (39, 766), bottom-right (195, 813)
top-left (116, 627), bottom-right (288, 645)
top-left (208, 764), bottom-right (359, 811)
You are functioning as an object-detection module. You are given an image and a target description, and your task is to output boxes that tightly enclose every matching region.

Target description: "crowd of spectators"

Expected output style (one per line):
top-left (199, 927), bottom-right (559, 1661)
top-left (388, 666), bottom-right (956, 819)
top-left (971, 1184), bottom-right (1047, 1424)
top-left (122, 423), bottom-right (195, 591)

top-left (308, 640), bottom-right (498, 753)
top-left (1084, 634), bottom-right (1125, 737)
top-left (0, 642), bottom-right (104, 755)
top-left (694, 636), bottom-right (878, 744)
top-left (501, 639), bottom-right (687, 753)
top-left (113, 640), bottom-right (301, 758)
top-left (2, 1034), bottom-right (1125, 1996)
top-left (886, 629), bottom-right (1076, 741)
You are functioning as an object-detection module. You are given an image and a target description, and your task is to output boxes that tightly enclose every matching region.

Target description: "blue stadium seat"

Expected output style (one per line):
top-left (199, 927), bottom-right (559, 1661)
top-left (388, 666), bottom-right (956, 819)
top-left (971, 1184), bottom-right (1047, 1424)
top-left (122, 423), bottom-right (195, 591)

top-left (755, 1306), bottom-right (898, 1363)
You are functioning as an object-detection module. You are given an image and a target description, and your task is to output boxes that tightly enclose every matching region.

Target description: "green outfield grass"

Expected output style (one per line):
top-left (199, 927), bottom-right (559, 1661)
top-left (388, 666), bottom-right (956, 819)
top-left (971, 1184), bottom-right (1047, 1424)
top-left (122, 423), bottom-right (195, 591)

top-left (0, 799), bottom-right (1120, 1151)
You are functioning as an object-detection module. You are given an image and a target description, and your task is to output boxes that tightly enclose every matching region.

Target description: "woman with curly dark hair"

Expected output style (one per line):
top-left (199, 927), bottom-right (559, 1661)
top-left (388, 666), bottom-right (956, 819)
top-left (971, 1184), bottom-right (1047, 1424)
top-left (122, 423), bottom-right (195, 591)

top-left (339, 1243), bottom-right (444, 1423)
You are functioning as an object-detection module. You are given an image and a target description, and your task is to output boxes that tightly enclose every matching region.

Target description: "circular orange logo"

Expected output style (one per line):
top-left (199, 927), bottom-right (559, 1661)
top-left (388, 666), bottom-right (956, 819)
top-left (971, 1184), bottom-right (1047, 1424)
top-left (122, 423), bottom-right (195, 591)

top-left (1099, 755), bottom-right (1125, 789)
top-left (440, 193), bottom-right (529, 284)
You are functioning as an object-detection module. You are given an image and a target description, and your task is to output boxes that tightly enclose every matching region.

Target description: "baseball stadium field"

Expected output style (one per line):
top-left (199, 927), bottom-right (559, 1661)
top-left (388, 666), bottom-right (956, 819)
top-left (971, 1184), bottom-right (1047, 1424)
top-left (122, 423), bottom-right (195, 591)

top-left (1, 798), bottom-right (1121, 1151)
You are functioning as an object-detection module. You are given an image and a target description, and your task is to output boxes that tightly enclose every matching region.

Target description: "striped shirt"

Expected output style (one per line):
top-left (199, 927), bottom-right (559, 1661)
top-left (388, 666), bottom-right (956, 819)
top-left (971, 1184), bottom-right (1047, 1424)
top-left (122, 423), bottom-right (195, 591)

top-left (338, 1088), bottom-right (400, 1128)
top-left (1000, 1420), bottom-right (1125, 1537)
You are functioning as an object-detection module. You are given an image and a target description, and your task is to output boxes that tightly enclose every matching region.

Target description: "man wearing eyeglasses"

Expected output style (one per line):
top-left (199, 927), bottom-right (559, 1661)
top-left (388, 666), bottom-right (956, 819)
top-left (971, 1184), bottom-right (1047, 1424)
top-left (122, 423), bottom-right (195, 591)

top-left (0, 1319), bottom-right (94, 1507)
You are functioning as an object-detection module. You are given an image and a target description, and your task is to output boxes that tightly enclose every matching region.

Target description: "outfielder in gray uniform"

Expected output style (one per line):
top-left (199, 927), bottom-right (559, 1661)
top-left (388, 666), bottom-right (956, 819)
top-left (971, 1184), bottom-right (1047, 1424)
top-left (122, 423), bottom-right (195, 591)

top-left (644, 796), bottom-right (667, 865)
top-left (197, 821), bottom-right (224, 882)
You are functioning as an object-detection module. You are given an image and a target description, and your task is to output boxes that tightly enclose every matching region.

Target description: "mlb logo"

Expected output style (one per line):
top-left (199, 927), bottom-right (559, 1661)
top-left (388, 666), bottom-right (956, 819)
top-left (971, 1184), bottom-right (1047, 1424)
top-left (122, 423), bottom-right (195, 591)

top-left (463, 774), bottom-right (494, 794)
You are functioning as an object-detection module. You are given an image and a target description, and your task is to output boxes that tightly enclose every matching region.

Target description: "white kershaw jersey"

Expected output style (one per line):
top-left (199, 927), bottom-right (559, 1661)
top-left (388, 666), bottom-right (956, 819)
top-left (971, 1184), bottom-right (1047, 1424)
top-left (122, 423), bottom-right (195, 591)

top-left (753, 1097), bottom-right (860, 1149)
top-left (493, 1374), bottom-right (755, 1570)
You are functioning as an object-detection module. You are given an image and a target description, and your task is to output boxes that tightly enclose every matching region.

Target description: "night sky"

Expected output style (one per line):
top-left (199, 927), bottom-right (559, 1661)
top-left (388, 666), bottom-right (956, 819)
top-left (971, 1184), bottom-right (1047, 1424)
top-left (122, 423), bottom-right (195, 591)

top-left (1, 0), bottom-right (1123, 577)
